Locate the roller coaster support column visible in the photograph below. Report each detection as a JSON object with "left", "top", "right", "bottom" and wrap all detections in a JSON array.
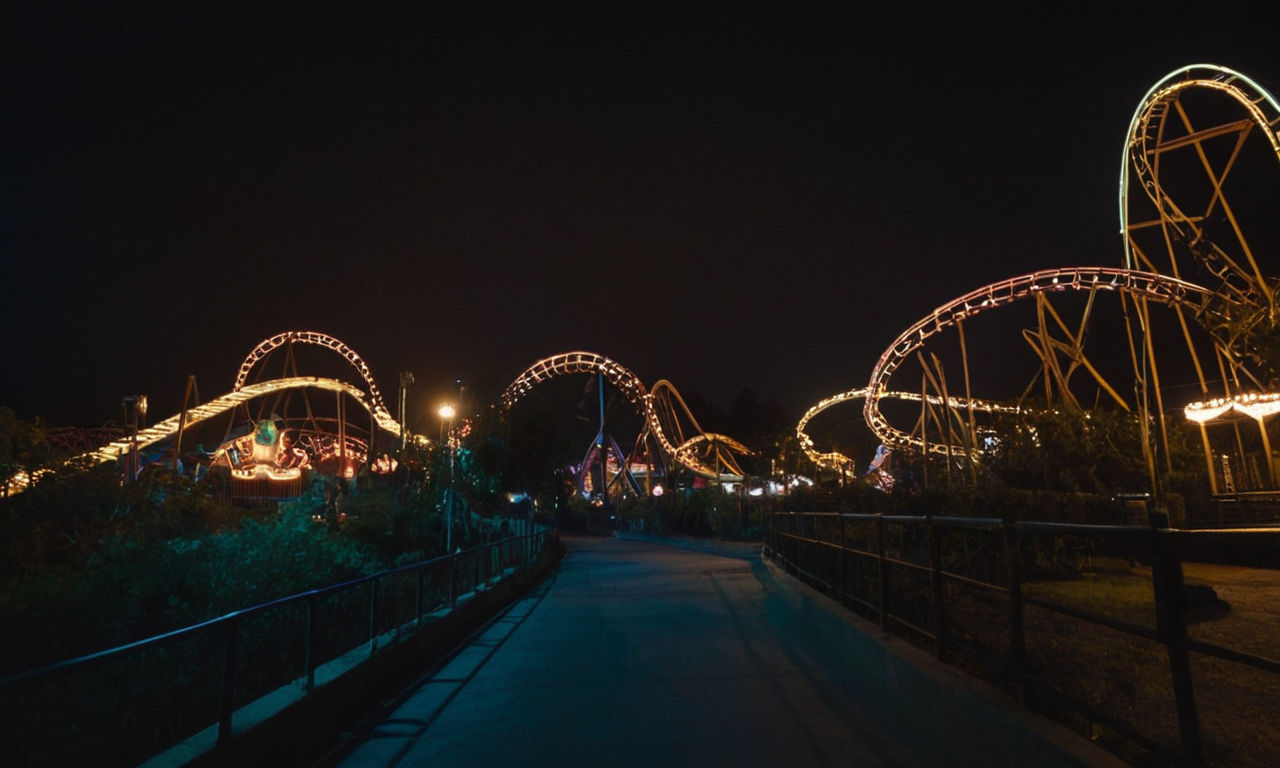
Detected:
[
  {"left": 399, "top": 371, "right": 414, "bottom": 455},
  {"left": 337, "top": 391, "right": 346, "bottom": 463},
  {"left": 122, "top": 395, "right": 146, "bottom": 482},
  {"left": 172, "top": 375, "right": 197, "bottom": 473},
  {"left": 597, "top": 372, "right": 608, "bottom": 508}
]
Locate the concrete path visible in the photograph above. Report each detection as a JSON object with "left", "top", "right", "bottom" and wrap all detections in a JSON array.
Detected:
[{"left": 333, "top": 535, "right": 1117, "bottom": 768}]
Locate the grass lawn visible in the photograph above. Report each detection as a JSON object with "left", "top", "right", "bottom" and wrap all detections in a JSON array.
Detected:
[{"left": 942, "top": 564, "right": 1280, "bottom": 767}]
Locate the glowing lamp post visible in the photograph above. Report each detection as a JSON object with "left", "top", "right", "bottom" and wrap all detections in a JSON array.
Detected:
[{"left": 439, "top": 404, "right": 456, "bottom": 552}]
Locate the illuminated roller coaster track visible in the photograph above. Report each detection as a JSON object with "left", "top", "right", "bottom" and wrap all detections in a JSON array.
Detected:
[
  {"left": 501, "top": 351, "right": 749, "bottom": 481},
  {"left": 235, "top": 330, "right": 392, "bottom": 416},
  {"left": 649, "top": 379, "right": 751, "bottom": 478},
  {"left": 1121, "top": 64, "right": 1280, "bottom": 378},
  {"left": 864, "top": 267, "right": 1217, "bottom": 458},
  {"left": 796, "top": 388, "right": 1022, "bottom": 474},
  {"left": 6, "top": 332, "right": 402, "bottom": 496},
  {"left": 4, "top": 377, "right": 402, "bottom": 496},
  {"left": 87, "top": 377, "right": 401, "bottom": 465},
  {"left": 801, "top": 66, "right": 1279, "bottom": 479}
]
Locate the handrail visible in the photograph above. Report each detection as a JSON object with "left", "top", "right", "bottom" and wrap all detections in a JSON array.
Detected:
[
  {"left": 763, "top": 507, "right": 1280, "bottom": 766},
  {"left": 1, "top": 530, "right": 545, "bottom": 688}
]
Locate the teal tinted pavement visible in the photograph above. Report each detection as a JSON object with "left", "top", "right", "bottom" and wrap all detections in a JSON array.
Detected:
[{"left": 332, "top": 535, "right": 1120, "bottom": 768}]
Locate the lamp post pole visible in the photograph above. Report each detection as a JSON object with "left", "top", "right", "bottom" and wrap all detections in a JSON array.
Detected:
[{"left": 439, "top": 403, "right": 456, "bottom": 552}]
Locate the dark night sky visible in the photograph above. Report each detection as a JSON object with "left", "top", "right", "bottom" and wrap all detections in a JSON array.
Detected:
[{"left": 4, "top": 4, "right": 1276, "bottom": 432}]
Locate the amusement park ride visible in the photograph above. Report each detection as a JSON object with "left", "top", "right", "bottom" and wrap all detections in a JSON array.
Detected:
[
  {"left": 5, "top": 338, "right": 754, "bottom": 503},
  {"left": 500, "top": 351, "right": 752, "bottom": 499},
  {"left": 6, "top": 65, "right": 1278, "bottom": 503},
  {"left": 799, "top": 64, "right": 1280, "bottom": 498}
]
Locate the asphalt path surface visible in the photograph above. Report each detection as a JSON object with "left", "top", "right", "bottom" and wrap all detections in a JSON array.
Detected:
[{"left": 335, "top": 535, "right": 905, "bottom": 767}]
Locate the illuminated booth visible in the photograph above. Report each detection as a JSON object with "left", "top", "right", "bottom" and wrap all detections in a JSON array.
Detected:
[
  {"left": 218, "top": 419, "right": 306, "bottom": 500},
  {"left": 1184, "top": 392, "right": 1280, "bottom": 496}
]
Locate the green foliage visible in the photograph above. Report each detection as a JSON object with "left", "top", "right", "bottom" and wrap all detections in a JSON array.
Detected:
[
  {"left": 614, "top": 489, "right": 769, "bottom": 539},
  {"left": 0, "top": 463, "right": 385, "bottom": 674},
  {"left": 983, "top": 407, "right": 1150, "bottom": 493},
  {"left": 0, "top": 406, "right": 52, "bottom": 489},
  {"left": 500, "top": 398, "right": 584, "bottom": 499}
]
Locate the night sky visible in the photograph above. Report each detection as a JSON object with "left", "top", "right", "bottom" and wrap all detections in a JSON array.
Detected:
[{"left": 5, "top": 4, "right": 1276, "bottom": 433}]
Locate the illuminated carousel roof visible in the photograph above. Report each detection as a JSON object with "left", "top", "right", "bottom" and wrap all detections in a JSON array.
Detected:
[{"left": 1184, "top": 392, "right": 1280, "bottom": 424}]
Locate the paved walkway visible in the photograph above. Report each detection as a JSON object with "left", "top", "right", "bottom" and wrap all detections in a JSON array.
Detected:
[{"left": 332, "top": 535, "right": 1117, "bottom": 768}]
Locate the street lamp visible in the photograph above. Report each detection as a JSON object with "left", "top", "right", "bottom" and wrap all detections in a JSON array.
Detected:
[
  {"left": 438, "top": 403, "right": 456, "bottom": 551},
  {"left": 438, "top": 403, "right": 456, "bottom": 441}
]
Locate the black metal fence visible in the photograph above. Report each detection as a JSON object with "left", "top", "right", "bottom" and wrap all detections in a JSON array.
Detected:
[
  {"left": 763, "top": 506, "right": 1280, "bottom": 767},
  {"left": 0, "top": 528, "right": 554, "bottom": 767}
]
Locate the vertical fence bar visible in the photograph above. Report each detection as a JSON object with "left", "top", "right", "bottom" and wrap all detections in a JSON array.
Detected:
[
  {"left": 838, "top": 513, "right": 848, "bottom": 605},
  {"left": 928, "top": 517, "right": 947, "bottom": 660},
  {"left": 799, "top": 513, "right": 808, "bottom": 573},
  {"left": 218, "top": 618, "right": 239, "bottom": 744},
  {"left": 1149, "top": 508, "right": 1204, "bottom": 766},
  {"left": 877, "top": 514, "right": 889, "bottom": 629},
  {"left": 777, "top": 511, "right": 786, "bottom": 567},
  {"left": 305, "top": 595, "right": 317, "bottom": 692},
  {"left": 1004, "top": 520, "right": 1026, "bottom": 704},
  {"left": 783, "top": 509, "right": 793, "bottom": 570},
  {"left": 763, "top": 506, "right": 772, "bottom": 559},
  {"left": 416, "top": 566, "right": 425, "bottom": 626},
  {"left": 449, "top": 553, "right": 458, "bottom": 609},
  {"left": 369, "top": 576, "right": 379, "bottom": 655}
]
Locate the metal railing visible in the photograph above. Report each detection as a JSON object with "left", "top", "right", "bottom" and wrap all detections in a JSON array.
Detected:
[
  {"left": 763, "top": 505, "right": 1280, "bottom": 768},
  {"left": 0, "top": 528, "right": 554, "bottom": 767}
]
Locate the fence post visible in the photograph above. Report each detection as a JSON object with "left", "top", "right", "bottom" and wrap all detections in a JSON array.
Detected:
[
  {"left": 927, "top": 516, "right": 947, "bottom": 660},
  {"left": 1149, "top": 507, "right": 1204, "bottom": 766},
  {"left": 218, "top": 618, "right": 239, "bottom": 744},
  {"left": 838, "top": 513, "right": 848, "bottom": 606},
  {"left": 877, "top": 514, "right": 889, "bottom": 629},
  {"left": 764, "top": 506, "right": 773, "bottom": 559},
  {"left": 449, "top": 552, "right": 458, "bottom": 609},
  {"left": 416, "top": 566, "right": 425, "bottom": 626},
  {"left": 305, "top": 595, "right": 317, "bottom": 692},
  {"left": 369, "top": 576, "right": 379, "bottom": 655},
  {"left": 800, "top": 512, "right": 810, "bottom": 573},
  {"left": 785, "top": 512, "right": 794, "bottom": 571},
  {"left": 1003, "top": 520, "right": 1026, "bottom": 705}
]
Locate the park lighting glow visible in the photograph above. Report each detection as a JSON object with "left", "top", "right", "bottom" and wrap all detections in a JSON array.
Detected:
[
  {"left": 863, "top": 267, "right": 1216, "bottom": 458},
  {"left": 438, "top": 404, "right": 456, "bottom": 420},
  {"left": 235, "top": 331, "right": 391, "bottom": 418},
  {"left": 6, "top": 331, "right": 408, "bottom": 500},
  {"left": 499, "top": 351, "right": 750, "bottom": 482},
  {"left": 1185, "top": 392, "right": 1280, "bottom": 424},
  {"left": 1119, "top": 64, "right": 1280, "bottom": 269},
  {"left": 796, "top": 387, "right": 1025, "bottom": 475},
  {"left": 230, "top": 465, "right": 301, "bottom": 481}
]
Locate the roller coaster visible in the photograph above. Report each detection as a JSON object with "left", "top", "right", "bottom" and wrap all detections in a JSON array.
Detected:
[
  {"left": 797, "top": 63, "right": 1280, "bottom": 494},
  {"left": 12, "top": 65, "right": 1276, "bottom": 501},
  {"left": 500, "top": 351, "right": 752, "bottom": 494},
  {"left": 5, "top": 332, "right": 404, "bottom": 497},
  {"left": 7, "top": 339, "right": 752, "bottom": 500}
]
